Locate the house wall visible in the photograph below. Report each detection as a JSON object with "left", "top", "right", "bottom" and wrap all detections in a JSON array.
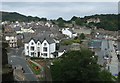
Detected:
[
  {"left": 50, "top": 43, "right": 56, "bottom": 53},
  {"left": 24, "top": 39, "right": 57, "bottom": 58},
  {"left": 24, "top": 43, "right": 29, "bottom": 55},
  {"left": 62, "top": 29, "right": 72, "bottom": 38},
  {"left": 5, "top": 36, "right": 10, "bottom": 40},
  {"left": 28, "top": 39, "right": 36, "bottom": 57},
  {"left": 41, "top": 40, "right": 50, "bottom": 58},
  {"left": 36, "top": 41, "right": 41, "bottom": 57},
  {"left": 58, "top": 51, "right": 65, "bottom": 57},
  {"left": 5, "top": 36, "right": 17, "bottom": 47}
]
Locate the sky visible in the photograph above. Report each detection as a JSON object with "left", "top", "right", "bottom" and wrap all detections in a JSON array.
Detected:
[{"left": 1, "top": 2, "right": 118, "bottom": 20}]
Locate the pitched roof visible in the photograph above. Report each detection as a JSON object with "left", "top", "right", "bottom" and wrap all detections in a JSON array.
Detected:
[
  {"left": 33, "top": 35, "right": 55, "bottom": 44},
  {"left": 24, "top": 33, "right": 55, "bottom": 44},
  {"left": 58, "top": 45, "right": 71, "bottom": 52}
]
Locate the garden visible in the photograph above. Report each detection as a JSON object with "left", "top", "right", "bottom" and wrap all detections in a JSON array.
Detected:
[{"left": 28, "top": 60, "right": 41, "bottom": 75}]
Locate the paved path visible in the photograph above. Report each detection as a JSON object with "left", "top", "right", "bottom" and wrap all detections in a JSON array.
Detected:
[
  {"left": 8, "top": 47, "right": 38, "bottom": 81},
  {"left": 96, "top": 40, "right": 119, "bottom": 76},
  {"left": 109, "top": 40, "right": 118, "bottom": 76}
]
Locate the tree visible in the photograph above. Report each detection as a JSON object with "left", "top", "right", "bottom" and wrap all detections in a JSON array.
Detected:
[
  {"left": 118, "top": 72, "right": 120, "bottom": 82},
  {"left": 2, "top": 41, "right": 14, "bottom": 82},
  {"left": 99, "top": 70, "right": 113, "bottom": 81},
  {"left": 79, "top": 33, "right": 85, "bottom": 39},
  {"left": 57, "top": 17, "right": 65, "bottom": 27},
  {"left": 51, "top": 49, "right": 113, "bottom": 81}
]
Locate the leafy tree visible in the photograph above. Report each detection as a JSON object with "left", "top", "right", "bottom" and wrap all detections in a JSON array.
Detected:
[
  {"left": 57, "top": 17, "right": 65, "bottom": 27},
  {"left": 79, "top": 33, "right": 85, "bottom": 39},
  {"left": 70, "top": 16, "right": 78, "bottom": 21},
  {"left": 51, "top": 49, "right": 113, "bottom": 81},
  {"left": 57, "top": 21, "right": 65, "bottom": 27},
  {"left": 75, "top": 17, "right": 82, "bottom": 25},
  {"left": 118, "top": 72, "right": 120, "bottom": 82},
  {"left": 99, "top": 70, "right": 113, "bottom": 81}
]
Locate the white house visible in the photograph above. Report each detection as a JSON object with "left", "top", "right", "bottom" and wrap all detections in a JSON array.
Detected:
[
  {"left": 87, "top": 18, "right": 100, "bottom": 24},
  {"left": 24, "top": 37, "right": 57, "bottom": 58},
  {"left": 16, "top": 27, "right": 35, "bottom": 34},
  {"left": 45, "top": 22, "right": 51, "bottom": 27},
  {"left": 61, "top": 28, "right": 77, "bottom": 38},
  {"left": 5, "top": 36, "right": 17, "bottom": 48}
]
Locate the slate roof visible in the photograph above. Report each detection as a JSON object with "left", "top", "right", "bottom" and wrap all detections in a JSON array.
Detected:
[
  {"left": 88, "top": 40, "right": 102, "bottom": 49},
  {"left": 4, "top": 33, "right": 17, "bottom": 36},
  {"left": 14, "top": 26, "right": 21, "bottom": 31},
  {"left": 58, "top": 45, "right": 71, "bottom": 52},
  {"left": 24, "top": 33, "right": 55, "bottom": 44},
  {"left": 118, "top": 42, "right": 120, "bottom": 51}
]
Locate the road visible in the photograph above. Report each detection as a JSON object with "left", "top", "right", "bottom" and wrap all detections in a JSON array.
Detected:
[
  {"left": 117, "top": 42, "right": 120, "bottom": 73},
  {"left": 96, "top": 40, "right": 109, "bottom": 66},
  {"left": 108, "top": 40, "right": 118, "bottom": 76},
  {"left": 96, "top": 40, "right": 118, "bottom": 76},
  {"left": 8, "top": 47, "right": 38, "bottom": 81}
]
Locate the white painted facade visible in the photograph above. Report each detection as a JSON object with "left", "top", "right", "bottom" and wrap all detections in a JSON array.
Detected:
[
  {"left": 5, "top": 36, "right": 17, "bottom": 47},
  {"left": 24, "top": 39, "right": 56, "bottom": 58},
  {"left": 45, "top": 22, "right": 51, "bottom": 27},
  {"left": 16, "top": 27, "right": 35, "bottom": 34},
  {"left": 61, "top": 28, "right": 77, "bottom": 38},
  {"left": 61, "top": 28, "right": 73, "bottom": 38}
]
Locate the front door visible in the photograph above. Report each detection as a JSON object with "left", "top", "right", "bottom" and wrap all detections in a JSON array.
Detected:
[{"left": 38, "top": 52, "right": 40, "bottom": 57}]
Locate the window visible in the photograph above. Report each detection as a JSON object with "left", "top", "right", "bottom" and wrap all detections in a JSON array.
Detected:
[
  {"left": 44, "top": 43, "right": 47, "bottom": 46},
  {"left": 31, "top": 52, "right": 34, "bottom": 56},
  {"left": 43, "top": 47, "right": 47, "bottom": 52},
  {"left": 31, "top": 46, "right": 34, "bottom": 50},
  {"left": 38, "top": 47, "right": 40, "bottom": 51},
  {"left": 43, "top": 53, "right": 47, "bottom": 56},
  {"left": 27, "top": 46, "right": 29, "bottom": 49},
  {"left": 31, "top": 42, "right": 34, "bottom": 45}
]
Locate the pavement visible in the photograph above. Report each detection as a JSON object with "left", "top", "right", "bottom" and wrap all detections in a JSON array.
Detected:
[
  {"left": 7, "top": 47, "right": 39, "bottom": 81},
  {"left": 117, "top": 42, "right": 120, "bottom": 72},
  {"left": 96, "top": 40, "right": 109, "bottom": 66},
  {"left": 14, "top": 69, "right": 27, "bottom": 81},
  {"left": 109, "top": 40, "right": 118, "bottom": 76},
  {"left": 96, "top": 40, "right": 119, "bottom": 76}
]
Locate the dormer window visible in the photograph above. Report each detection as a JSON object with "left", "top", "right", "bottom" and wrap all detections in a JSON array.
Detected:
[
  {"left": 31, "top": 42, "right": 34, "bottom": 45},
  {"left": 44, "top": 43, "right": 47, "bottom": 46}
]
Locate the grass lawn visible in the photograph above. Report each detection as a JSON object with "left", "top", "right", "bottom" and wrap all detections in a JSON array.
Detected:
[{"left": 28, "top": 60, "right": 41, "bottom": 75}]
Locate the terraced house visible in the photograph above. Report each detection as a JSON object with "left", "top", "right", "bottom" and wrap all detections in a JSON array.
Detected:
[{"left": 24, "top": 36, "right": 57, "bottom": 58}]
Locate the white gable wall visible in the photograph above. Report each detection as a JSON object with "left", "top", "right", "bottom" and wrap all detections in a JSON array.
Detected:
[
  {"left": 50, "top": 43, "right": 56, "bottom": 53},
  {"left": 24, "top": 38, "right": 59, "bottom": 58},
  {"left": 24, "top": 43, "right": 29, "bottom": 55},
  {"left": 62, "top": 28, "right": 72, "bottom": 38},
  {"left": 41, "top": 40, "right": 50, "bottom": 58},
  {"left": 28, "top": 39, "right": 36, "bottom": 57}
]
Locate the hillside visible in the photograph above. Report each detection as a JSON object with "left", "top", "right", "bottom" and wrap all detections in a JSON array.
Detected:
[
  {"left": 1, "top": 11, "right": 119, "bottom": 31},
  {"left": 1, "top": 11, "right": 46, "bottom": 22},
  {"left": 51, "top": 14, "right": 119, "bottom": 31},
  {"left": 84, "top": 14, "right": 119, "bottom": 31}
]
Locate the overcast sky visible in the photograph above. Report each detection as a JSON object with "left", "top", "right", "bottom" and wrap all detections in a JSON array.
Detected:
[{"left": 1, "top": 2, "right": 118, "bottom": 20}]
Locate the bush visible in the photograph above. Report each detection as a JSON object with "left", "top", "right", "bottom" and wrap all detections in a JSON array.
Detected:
[{"left": 61, "top": 39, "right": 81, "bottom": 45}]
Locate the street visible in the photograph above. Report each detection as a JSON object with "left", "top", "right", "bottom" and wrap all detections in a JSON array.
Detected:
[
  {"left": 96, "top": 39, "right": 119, "bottom": 76},
  {"left": 109, "top": 40, "right": 118, "bottom": 76},
  {"left": 8, "top": 47, "right": 38, "bottom": 81}
]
